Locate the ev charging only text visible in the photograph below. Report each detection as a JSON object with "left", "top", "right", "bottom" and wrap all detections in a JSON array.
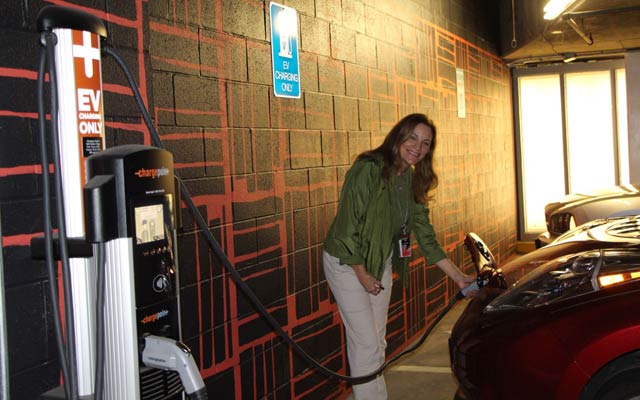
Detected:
[
  {"left": 274, "top": 61, "right": 299, "bottom": 94},
  {"left": 77, "top": 88, "right": 102, "bottom": 134}
]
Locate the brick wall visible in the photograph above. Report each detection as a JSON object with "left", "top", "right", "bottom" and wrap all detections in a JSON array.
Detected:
[{"left": 0, "top": 0, "right": 514, "bottom": 399}]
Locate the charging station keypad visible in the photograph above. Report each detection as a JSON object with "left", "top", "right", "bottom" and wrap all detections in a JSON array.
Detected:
[{"left": 133, "top": 195, "right": 179, "bottom": 340}]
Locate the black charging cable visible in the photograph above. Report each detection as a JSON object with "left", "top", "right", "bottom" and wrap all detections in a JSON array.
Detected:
[
  {"left": 37, "top": 31, "right": 72, "bottom": 400},
  {"left": 37, "top": 31, "right": 79, "bottom": 400},
  {"left": 104, "top": 44, "right": 466, "bottom": 384}
]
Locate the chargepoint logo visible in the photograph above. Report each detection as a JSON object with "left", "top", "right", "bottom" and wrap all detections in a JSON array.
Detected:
[
  {"left": 140, "top": 309, "right": 170, "bottom": 325},
  {"left": 134, "top": 167, "right": 170, "bottom": 179}
]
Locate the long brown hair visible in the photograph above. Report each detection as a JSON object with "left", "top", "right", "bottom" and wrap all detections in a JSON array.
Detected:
[{"left": 357, "top": 113, "right": 439, "bottom": 204}]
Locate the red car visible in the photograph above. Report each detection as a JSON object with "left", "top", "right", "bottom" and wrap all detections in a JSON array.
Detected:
[{"left": 450, "top": 216, "right": 640, "bottom": 400}]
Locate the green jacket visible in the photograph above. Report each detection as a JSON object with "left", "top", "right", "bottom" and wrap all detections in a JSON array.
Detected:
[{"left": 323, "top": 157, "right": 447, "bottom": 286}]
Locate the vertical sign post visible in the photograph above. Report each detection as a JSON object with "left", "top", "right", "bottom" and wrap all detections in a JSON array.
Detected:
[
  {"left": 57, "top": 28, "right": 106, "bottom": 396},
  {"left": 38, "top": 6, "right": 107, "bottom": 396},
  {"left": 270, "top": 2, "right": 301, "bottom": 98}
]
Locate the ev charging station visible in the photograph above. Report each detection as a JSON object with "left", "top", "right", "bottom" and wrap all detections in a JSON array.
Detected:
[
  {"left": 84, "top": 145, "right": 195, "bottom": 399},
  {"left": 36, "top": 6, "right": 206, "bottom": 400}
]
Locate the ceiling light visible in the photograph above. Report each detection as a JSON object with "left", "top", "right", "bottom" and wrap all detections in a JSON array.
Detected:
[
  {"left": 543, "top": 0, "right": 576, "bottom": 20},
  {"left": 563, "top": 53, "right": 577, "bottom": 63}
]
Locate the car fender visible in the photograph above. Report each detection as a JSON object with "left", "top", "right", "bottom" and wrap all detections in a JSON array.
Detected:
[{"left": 554, "top": 325, "right": 640, "bottom": 400}]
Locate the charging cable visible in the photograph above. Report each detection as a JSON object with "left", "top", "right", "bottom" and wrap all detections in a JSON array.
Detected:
[
  {"left": 103, "top": 45, "right": 472, "bottom": 384},
  {"left": 37, "top": 31, "right": 79, "bottom": 400}
]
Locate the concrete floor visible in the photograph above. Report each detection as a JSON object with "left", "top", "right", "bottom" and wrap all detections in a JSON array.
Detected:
[{"left": 345, "top": 300, "right": 466, "bottom": 400}]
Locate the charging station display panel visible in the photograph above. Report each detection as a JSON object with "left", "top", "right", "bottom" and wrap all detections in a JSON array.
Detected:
[
  {"left": 133, "top": 194, "right": 174, "bottom": 246},
  {"left": 135, "top": 203, "right": 165, "bottom": 244}
]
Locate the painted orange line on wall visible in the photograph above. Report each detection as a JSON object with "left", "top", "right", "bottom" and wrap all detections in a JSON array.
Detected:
[
  {"left": 182, "top": 191, "right": 230, "bottom": 204},
  {"left": 156, "top": 132, "right": 204, "bottom": 140},
  {"left": 191, "top": 224, "right": 205, "bottom": 371},
  {"left": 106, "top": 120, "right": 146, "bottom": 132},
  {"left": 105, "top": 120, "right": 150, "bottom": 144},
  {"left": 151, "top": 53, "right": 227, "bottom": 81},
  {"left": 0, "top": 110, "right": 39, "bottom": 119},
  {"left": 103, "top": 83, "right": 133, "bottom": 96},
  {"left": 173, "top": 161, "right": 221, "bottom": 169},
  {"left": 237, "top": 262, "right": 284, "bottom": 280},
  {"left": 2, "top": 232, "right": 42, "bottom": 247},
  {"left": 182, "top": 0, "right": 189, "bottom": 26},
  {"left": 0, "top": 164, "right": 46, "bottom": 177},
  {"left": 173, "top": 107, "right": 224, "bottom": 117},
  {"left": 150, "top": 15, "right": 238, "bottom": 81},
  {"left": 149, "top": 20, "right": 199, "bottom": 40},
  {"left": 0, "top": 67, "right": 38, "bottom": 80},
  {"left": 0, "top": 78, "right": 137, "bottom": 98}
]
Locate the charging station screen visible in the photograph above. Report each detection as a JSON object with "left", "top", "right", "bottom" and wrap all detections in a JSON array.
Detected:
[{"left": 134, "top": 204, "right": 165, "bottom": 244}]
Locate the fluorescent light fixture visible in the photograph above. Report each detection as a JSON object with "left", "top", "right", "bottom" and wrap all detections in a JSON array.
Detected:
[
  {"left": 543, "top": 0, "right": 576, "bottom": 20},
  {"left": 563, "top": 53, "right": 577, "bottom": 63}
]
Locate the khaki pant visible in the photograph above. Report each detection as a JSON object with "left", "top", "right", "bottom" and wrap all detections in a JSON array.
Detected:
[{"left": 323, "top": 251, "right": 393, "bottom": 400}]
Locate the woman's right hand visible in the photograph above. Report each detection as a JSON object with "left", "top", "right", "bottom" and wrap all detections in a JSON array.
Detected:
[{"left": 353, "top": 264, "right": 384, "bottom": 295}]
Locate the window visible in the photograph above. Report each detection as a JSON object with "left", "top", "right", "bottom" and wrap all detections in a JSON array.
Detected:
[
  {"left": 514, "top": 61, "right": 627, "bottom": 239},
  {"left": 617, "top": 69, "right": 629, "bottom": 184},
  {"left": 518, "top": 75, "right": 565, "bottom": 232},
  {"left": 565, "top": 70, "right": 616, "bottom": 193}
]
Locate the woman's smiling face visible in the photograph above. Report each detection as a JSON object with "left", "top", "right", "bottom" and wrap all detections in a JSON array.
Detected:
[{"left": 398, "top": 123, "right": 433, "bottom": 172}]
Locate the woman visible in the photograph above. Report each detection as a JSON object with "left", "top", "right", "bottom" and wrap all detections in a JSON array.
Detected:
[{"left": 323, "top": 113, "right": 474, "bottom": 399}]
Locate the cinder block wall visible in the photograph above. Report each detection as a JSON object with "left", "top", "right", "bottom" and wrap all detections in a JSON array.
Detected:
[{"left": 0, "top": 1, "right": 515, "bottom": 399}]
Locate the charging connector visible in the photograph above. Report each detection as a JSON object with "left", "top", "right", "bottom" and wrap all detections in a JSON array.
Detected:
[
  {"left": 456, "top": 281, "right": 480, "bottom": 300},
  {"left": 141, "top": 335, "right": 207, "bottom": 400}
]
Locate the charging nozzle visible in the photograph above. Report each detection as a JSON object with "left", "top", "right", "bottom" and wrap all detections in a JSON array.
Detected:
[
  {"left": 142, "top": 335, "right": 208, "bottom": 400},
  {"left": 456, "top": 281, "right": 480, "bottom": 300}
]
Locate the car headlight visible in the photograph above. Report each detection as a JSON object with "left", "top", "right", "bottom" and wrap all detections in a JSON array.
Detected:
[
  {"left": 548, "top": 213, "right": 577, "bottom": 235},
  {"left": 485, "top": 249, "right": 640, "bottom": 311}
]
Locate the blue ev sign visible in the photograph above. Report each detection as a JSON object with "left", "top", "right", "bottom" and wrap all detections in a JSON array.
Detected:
[{"left": 269, "top": 2, "right": 301, "bottom": 98}]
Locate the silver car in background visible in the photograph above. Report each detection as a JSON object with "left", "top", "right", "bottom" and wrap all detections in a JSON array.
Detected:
[{"left": 536, "top": 184, "right": 640, "bottom": 248}]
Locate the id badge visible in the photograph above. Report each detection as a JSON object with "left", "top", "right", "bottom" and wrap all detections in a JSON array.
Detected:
[{"left": 398, "top": 234, "right": 411, "bottom": 258}]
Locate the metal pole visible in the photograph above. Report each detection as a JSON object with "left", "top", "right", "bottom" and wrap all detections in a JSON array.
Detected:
[{"left": 0, "top": 209, "right": 10, "bottom": 400}]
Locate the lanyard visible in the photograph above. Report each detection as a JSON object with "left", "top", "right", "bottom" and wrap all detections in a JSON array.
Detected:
[
  {"left": 394, "top": 173, "right": 411, "bottom": 258},
  {"left": 394, "top": 173, "right": 410, "bottom": 235}
]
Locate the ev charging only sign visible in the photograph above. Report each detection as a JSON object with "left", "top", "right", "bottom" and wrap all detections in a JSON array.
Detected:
[{"left": 269, "top": 2, "right": 301, "bottom": 98}]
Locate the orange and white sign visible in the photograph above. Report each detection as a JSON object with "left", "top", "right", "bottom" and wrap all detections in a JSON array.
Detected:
[{"left": 72, "top": 29, "right": 104, "bottom": 174}]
